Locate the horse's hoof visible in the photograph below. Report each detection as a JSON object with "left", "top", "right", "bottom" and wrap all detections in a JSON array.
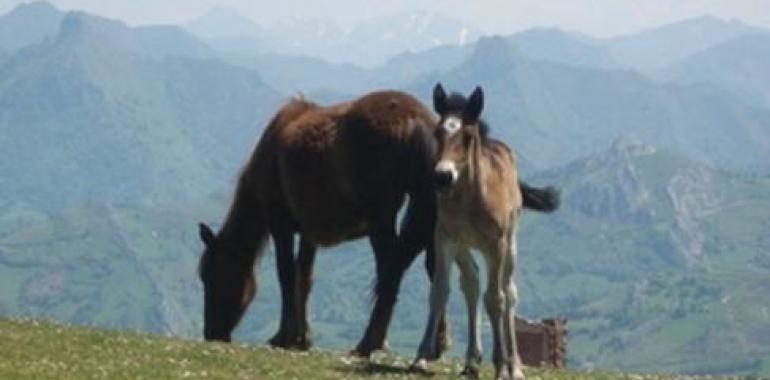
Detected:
[
  {"left": 295, "top": 335, "right": 313, "bottom": 351},
  {"left": 513, "top": 368, "right": 526, "bottom": 380},
  {"left": 267, "top": 331, "right": 294, "bottom": 349},
  {"left": 409, "top": 358, "right": 430, "bottom": 374},
  {"left": 460, "top": 365, "right": 480, "bottom": 379}
]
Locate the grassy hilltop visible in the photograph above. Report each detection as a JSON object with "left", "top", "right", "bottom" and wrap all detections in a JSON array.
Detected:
[{"left": 0, "top": 318, "right": 756, "bottom": 380}]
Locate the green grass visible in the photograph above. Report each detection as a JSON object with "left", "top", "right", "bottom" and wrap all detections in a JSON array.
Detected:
[{"left": 0, "top": 318, "right": 756, "bottom": 380}]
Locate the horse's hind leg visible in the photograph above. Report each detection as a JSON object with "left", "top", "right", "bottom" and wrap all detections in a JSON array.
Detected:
[
  {"left": 295, "top": 236, "right": 317, "bottom": 350},
  {"left": 268, "top": 226, "right": 298, "bottom": 349}
]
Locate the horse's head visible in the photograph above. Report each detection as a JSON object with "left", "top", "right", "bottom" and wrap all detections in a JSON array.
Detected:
[
  {"left": 197, "top": 222, "right": 256, "bottom": 342},
  {"left": 431, "top": 83, "right": 486, "bottom": 193}
]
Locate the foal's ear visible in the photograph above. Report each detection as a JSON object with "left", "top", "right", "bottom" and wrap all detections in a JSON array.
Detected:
[
  {"left": 433, "top": 82, "right": 448, "bottom": 115},
  {"left": 463, "top": 86, "right": 484, "bottom": 123},
  {"left": 199, "top": 223, "right": 216, "bottom": 248}
]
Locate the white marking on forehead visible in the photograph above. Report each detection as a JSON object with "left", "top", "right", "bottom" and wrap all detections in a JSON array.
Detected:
[
  {"left": 436, "top": 160, "right": 459, "bottom": 182},
  {"left": 442, "top": 116, "right": 462, "bottom": 134}
]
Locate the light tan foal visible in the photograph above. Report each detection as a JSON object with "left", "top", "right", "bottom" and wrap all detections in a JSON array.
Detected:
[{"left": 411, "top": 84, "right": 524, "bottom": 380}]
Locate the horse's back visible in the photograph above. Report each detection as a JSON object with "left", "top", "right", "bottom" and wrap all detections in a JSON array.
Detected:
[
  {"left": 336, "top": 91, "right": 436, "bottom": 199},
  {"left": 267, "top": 91, "right": 436, "bottom": 245}
]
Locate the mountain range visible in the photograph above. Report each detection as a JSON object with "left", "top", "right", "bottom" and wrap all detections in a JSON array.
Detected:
[
  {"left": 0, "top": 2, "right": 769, "bottom": 377},
  {"left": 0, "top": 9, "right": 281, "bottom": 210},
  {"left": 185, "top": 8, "right": 480, "bottom": 67}
]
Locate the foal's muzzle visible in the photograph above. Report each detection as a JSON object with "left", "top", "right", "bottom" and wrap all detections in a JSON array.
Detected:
[
  {"left": 434, "top": 160, "right": 458, "bottom": 192},
  {"left": 433, "top": 170, "right": 455, "bottom": 191}
]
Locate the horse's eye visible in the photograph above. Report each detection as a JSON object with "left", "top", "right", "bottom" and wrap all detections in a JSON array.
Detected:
[{"left": 442, "top": 116, "right": 462, "bottom": 134}]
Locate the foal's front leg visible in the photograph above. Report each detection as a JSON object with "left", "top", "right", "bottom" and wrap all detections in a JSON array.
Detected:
[
  {"left": 411, "top": 229, "right": 456, "bottom": 372},
  {"left": 455, "top": 252, "right": 482, "bottom": 379}
]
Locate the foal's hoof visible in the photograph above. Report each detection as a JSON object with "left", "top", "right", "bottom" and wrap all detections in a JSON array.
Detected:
[
  {"left": 460, "top": 365, "right": 480, "bottom": 379},
  {"left": 348, "top": 346, "right": 373, "bottom": 358},
  {"left": 436, "top": 320, "right": 451, "bottom": 358},
  {"left": 494, "top": 374, "right": 512, "bottom": 380},
  {"left": 409, "top": 358, "right": 431, "bottom": 375}
]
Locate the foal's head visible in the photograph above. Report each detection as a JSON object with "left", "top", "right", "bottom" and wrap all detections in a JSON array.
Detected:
[
  {"left": 431, "top": 83, "right": 487, "bottom": 192},
  {"left": 197, "top": 223, "right": 256, "bottom": 342}
]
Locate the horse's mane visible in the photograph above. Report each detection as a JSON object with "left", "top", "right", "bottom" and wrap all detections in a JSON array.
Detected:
[{"left": 446, "top": 92, "right": 490, "bottom": 141}]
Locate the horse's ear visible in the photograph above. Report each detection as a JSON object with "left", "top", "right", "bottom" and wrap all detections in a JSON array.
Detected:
[
  {"left": 433, "top": 82, "right": 447, "bottom": 115},
  {"left": 464, "top": 86, "right": 484, "bottom": 123},
  {"left": 199, "top": 223, "right": 216, "bottom": 248}
]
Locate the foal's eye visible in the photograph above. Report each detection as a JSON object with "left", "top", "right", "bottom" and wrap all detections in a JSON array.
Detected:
[
  {"left": 463, "top": 131, "right": 474, "bottom": 146},
  {"left": 442, "top": 116, "right": 462, "bottom": 134}
]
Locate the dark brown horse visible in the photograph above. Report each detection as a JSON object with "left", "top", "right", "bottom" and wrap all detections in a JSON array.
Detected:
[
  {"left": 197, "top": 89, "right": 559, "bottom": 357},
  {"left": 198, "top": 90, "right": 445, "bottom": 356}
]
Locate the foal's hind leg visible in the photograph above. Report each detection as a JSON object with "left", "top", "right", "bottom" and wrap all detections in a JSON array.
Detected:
[
  {"left": 483, "top": 243, "right": 511, "bottom": 380},
  {"left": 425, "top": 241, "right": 451, "bottom": 358},
  {"left": 295, "top": 236, "right": 317, "bottom": 350},
  {"left": 503, "top": 227, "right": 525, "bottom": 380},
  {"left": 268, "top": 227, "right": 298, "bottom": 349},
  {"left": 411, "top": 230, "right": 456, "bottom": 373}
]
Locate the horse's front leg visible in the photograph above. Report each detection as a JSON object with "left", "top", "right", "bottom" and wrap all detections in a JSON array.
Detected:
[
  {"left": 351, "top": 218, "right": 401, "bottom": 357},
  {"left": 411, "top": 228, "right": 456, "bottom": 373},
  {"left": 295, "top": 236, "right": 317, "bottom": 350},
  {"left": 268, "top": 227, "right": 298, "bottom": 349}
]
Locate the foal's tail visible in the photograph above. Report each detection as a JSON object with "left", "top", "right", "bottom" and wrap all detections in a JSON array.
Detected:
[{"left": 520, "top": 180, "right": 560, "bottom": 213}]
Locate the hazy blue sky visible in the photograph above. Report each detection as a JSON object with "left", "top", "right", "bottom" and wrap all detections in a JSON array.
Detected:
[{"left": 1, "top": 0, "right": 769, "bottom": 37}]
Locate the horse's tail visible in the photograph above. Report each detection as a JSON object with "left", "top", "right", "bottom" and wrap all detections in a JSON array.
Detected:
[{"left": 520, "top": 180, "right": 560, "bottom": 213}]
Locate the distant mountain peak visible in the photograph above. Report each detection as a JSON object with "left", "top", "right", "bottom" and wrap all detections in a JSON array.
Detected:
[
  {"left": 55, "top": 11, "right": 130, "bottom": 47},
  {"left": 185, "top": 7, "right": 263, "bottom": 39},
  {"left": 674, "top": 14, "right": 747, "bottom": 28},
  {"left": 6, "top": 1, "right": 59, "bottom": 15},
  {"left": 0, "top": 0, "right": 64, "bottom": 52},
  {"left": 610, "top": 136, "right": 657, "bottom": 157},
  {"left": 607, "top": 14, "right": 765, "bottom": 72},
  {"left": 469, "top": 35, "right": 517, "bottom": 62}
]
